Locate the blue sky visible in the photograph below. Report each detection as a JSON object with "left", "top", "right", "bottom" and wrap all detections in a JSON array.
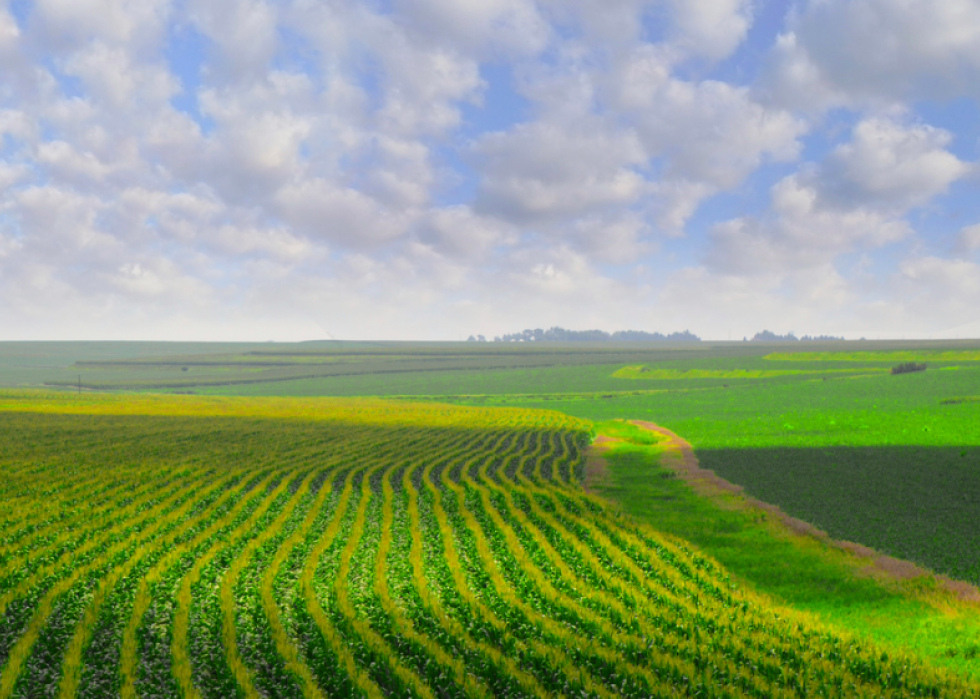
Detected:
[{"left": 0, "top": 0, "right": 978, "bottom": 340}]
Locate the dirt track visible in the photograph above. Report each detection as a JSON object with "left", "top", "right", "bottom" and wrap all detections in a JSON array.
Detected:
[{"left": 591, "top": 420, "right": 980, "bottom": 604}]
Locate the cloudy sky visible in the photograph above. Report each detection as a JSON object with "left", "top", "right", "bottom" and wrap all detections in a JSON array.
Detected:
[{"left": 1, "top": 0, "right": 979, "bottom": 341}]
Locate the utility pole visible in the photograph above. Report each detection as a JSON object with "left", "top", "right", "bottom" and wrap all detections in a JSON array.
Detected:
[{"left": 78, "top": 375, "right": 81, "bottom": 396}]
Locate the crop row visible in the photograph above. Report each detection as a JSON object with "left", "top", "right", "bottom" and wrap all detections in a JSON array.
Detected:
[{"left": 0, "top": 396, "right": 976, "bottom": 697}]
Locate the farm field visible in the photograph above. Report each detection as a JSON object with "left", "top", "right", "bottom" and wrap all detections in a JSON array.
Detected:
[
  {"left": 6, "top": 340, "right": 980, "bottom": 596},
  {"left": 2, "top": 391, "right": 978, "bottom": 698},
  {"left": 5, "top": 341, "right": 980, "bottom": 692},
  {"left": 465, "top": 356, "right": 980, "bottom": 585}
]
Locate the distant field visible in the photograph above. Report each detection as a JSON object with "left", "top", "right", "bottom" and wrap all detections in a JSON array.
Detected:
[
  {"left": 8, "top": 338, "right": 978, "bottom": 396},
  {"left": 6, "top": 339, "right": 980, "bottom": 690},
  {"left": 612, "top": 365, "right": 884, "bottom": 380},
  {"left": 458, "top": 360, "right": 980, "bottom": 588},
  {"left": 765, "top": 350, "right": 980, "bottom": 362},
  {"left": 5, "top": 392, "right": 972, "bottom": 697}
]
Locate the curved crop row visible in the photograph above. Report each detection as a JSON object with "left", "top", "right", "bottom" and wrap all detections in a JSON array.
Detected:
[{"left": 0, "top": 392, "right": 975, "bottom": 698}]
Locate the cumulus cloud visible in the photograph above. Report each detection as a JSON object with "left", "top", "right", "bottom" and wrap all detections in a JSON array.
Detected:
[
  {"left": 186, "top": 0, "right": 279, "bottom": 83},
  {"left": 704, "top": 115, "right": 970, "bottom": 276},
  {"left": 959, "top": 224, "right": 980, "bottom": 250},
  {"left": 666, "top": 0, "right": 753, "bottom": 62},
  {"left": 30, "top": 0, "right": 171, "bottom": 49},
  {"left": 816, "top": 117, "right": 971, "bottom": 212},
  {"left": 764, "top": 0, "right": 980, "bottom": 109},
  {"left": 416, "top": 206, "right": 515, "bottom": 260},
  {"left": 629, "top": 77, "right": 805, "bottom": 189},
  {"left": 0, "top": 7, "right": 20, "bottom": 53},
  {"left": 392, "top": 0, "right": 550, "bottom": 58},
  {"left": 274, "top": 179, "right": 409, "bottom": 249},
  {"left": 593, "top": 44, "right": 806, "bottom": 231},
  {"left": 704, "top": 178, "right": 912, "bottom": 275},
  {"left": 0, "top": 0, "right": 977, "bottom": 340},
  {"left": 472, "top": 120, "right": 647, "bottom": 223}
]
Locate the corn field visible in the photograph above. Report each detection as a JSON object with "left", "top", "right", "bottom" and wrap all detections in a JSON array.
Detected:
[{"left": 0, "top": 392, "right": 975, "bottom": 698}]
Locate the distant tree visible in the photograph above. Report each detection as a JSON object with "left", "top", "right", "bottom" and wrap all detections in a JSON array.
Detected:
[
  {"left": 751, "top": 330, "right": 799, "bottom": 342},
  {"left": 892, "top": 362, "right": 927, "bottom": 375},
  {"left": 485, "top": 326, "right": 701, "bottom": 342}
]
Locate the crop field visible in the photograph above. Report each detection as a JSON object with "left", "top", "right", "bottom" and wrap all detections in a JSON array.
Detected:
[
  {"left": 765, "top": 351, "right": 980, "bottom": 363},
  {"left": 3, "top": 391, "right": 979, "bottom": 698},
  {"left": 477, "top": 355, "right": 980, "bottom": 589},
  {"left": 611, "top": 366, "right": 885, "bottom": 380}
]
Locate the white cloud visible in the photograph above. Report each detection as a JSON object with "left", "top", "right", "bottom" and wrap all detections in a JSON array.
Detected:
[
  {"left": 598, "top": 45, "right": 806, "bottom": 230},
  {"left": 704, "top": 174, "right": 912, "bottom": 276},
  {"left": 892, "top": 256, "right": 980, "bottom": 330},
  {"left": 0, "top": 109, "right": 33, "bottom": 140},
  {"left": 764, "top": 0, "right": 980, "bottom": 109},
  {"left": 0, "top": 162, "right": 28, "bottom": 190},
  {"left": 816, "top": 117, "right": 971, "bottom": 211},
  {"left": 0, "top": 7, "right": 20, "bottom": 53},
  {"left": 472, "top": 120, "right": 646, "bottom": 222},
  {"left": 61, "top": 41, "right": 179, "bottom": 109},
  {"left": 704, "top": 115, "right": 971, "bottom": 277},
  {"left": 0, "top": 0, "right": 978, "bottom": 341},
  {"left": 666, "top": 0, "right": 752, "bottom": 62},
  {"left": 36, "top": 140, "right": 112, "bottom": 184},
  {"left": 416, "top": 205, "right": 515, "bottom": 260},
  {"left": 31, "top": 0, "right": 171, "bottom": 49},
  {"left": 646, "top": 179, "right": 713, "bottom": 234},
  {"left": 186, "top": 0, "right": 278, "bottom": 83},
  {"left": 633, "top": 77, "right": 804, "bottom": 189},
  {"left": 374, "top": 40, "right": 482, "bottom": 137},
  {"left": 274, "top": 179, "right": 408, "bottom": 248},
  {"left": 537, "top": 0, "right": 651, "bottom": 48},
  {"left": 956, "top": 223, "right": 980, "bottom": 254},
  {"left": 392, "top": 0, "right": 550, "bottom": 58},
  {"left": 565, "top": 211, "right": 652, "bottom": 263}
]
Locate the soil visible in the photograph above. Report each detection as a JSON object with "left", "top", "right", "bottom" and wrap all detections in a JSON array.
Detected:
[
  {"left": 582, "top": 435, "right": 620, "bottom": 493},
  {"left": 610, "top": 420, "right": 980, "bottom": 605}
]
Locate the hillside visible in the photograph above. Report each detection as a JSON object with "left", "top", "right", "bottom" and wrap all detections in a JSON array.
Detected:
[{"left": 0, "top": 391, "right": 976, "bottom": 697}]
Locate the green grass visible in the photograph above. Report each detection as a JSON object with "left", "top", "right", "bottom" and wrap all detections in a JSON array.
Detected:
[{"left": 591, "top": 426, "right": 980, "bottom": 678}]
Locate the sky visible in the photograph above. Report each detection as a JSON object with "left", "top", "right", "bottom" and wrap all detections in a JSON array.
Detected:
[{"left": 1, "top": 0, "right": 979, "bottom": 342}]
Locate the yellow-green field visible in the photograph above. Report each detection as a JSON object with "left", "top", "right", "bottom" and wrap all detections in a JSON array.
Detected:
[
  {"left": 612, "top": 366, "right": 883, "bottom": 380},
  {"left": 1, "top": 391, "right": 978, "bottom": 698}
]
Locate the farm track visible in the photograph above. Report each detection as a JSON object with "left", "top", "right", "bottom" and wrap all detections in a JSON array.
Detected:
[{"left": 0, "top": 397, "right": 978, "bottom": 697}]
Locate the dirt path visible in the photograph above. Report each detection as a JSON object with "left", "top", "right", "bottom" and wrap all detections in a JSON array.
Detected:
[
  {"left": 596, "top": 420, "right": 980, "bottom": 604},
  {"left": 582, "top": 434, "right": 619, "bottom": 493}
]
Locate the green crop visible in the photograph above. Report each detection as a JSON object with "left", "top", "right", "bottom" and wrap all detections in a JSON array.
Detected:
[{"left": 0, "top": 390, "right": 977, "bottom": 697}]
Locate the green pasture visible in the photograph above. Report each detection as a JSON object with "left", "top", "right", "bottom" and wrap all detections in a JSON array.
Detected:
[{"left": 590, "top": 422, "right": 980, "bottom": 678}]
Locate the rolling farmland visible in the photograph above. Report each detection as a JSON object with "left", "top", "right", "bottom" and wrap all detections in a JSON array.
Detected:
[{"left": 1, "top": 391, "right": 977, "bottom": 697}]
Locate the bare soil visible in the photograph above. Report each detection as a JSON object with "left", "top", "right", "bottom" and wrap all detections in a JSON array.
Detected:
[{"left": 582, "top": 434, "right": 620, "bottom": 493}]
